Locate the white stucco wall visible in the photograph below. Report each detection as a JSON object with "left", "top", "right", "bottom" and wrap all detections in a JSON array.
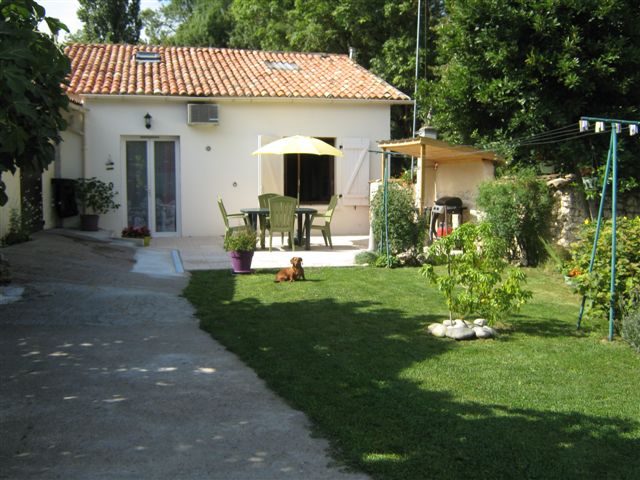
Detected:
[
  {"left": 82, "top": 97, "right": 392, "bottom": 237},
  {"left": 422, "top": 159, "right": 495, "bottom": 222}
]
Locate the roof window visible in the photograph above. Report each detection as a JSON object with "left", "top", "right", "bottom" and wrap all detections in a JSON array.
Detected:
[
  {"left": 135, "top": 52, "right": 161, "bottom": 63},
  {"left": 265, "top": 61, "right": 299, "bottom": 71}
]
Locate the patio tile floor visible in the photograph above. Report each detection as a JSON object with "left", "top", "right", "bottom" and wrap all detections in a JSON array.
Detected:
[{"left": 151, "top": 235, "right": 371, "bottom": 271}]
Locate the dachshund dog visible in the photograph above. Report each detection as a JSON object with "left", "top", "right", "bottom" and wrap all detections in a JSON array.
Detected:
[{"left": 275, "top": 257, "right": 305, "bottom": 283}]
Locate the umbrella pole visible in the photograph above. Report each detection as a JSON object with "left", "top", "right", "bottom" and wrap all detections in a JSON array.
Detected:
[{"left": 297, "top": 153, "right": 301, "bottom": 205}]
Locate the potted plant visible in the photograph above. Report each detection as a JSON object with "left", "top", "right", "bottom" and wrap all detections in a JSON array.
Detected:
[
  {"left": 121, "top": 225, "right": 152, "bottom": 247},
  {"left": 223, "top": 228, "right": 257, "bottom": 274},
  {"left": 74, "top": 177, "right": 120, "bottom": 231}
]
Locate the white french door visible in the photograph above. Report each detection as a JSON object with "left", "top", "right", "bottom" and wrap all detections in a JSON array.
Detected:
[{"left": 124, "top": 138, "right": 180, "bottom": 236}]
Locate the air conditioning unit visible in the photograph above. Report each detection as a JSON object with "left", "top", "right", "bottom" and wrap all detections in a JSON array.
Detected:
[{"left": 187, "top": 104, "right": 218, "bottom": 125}]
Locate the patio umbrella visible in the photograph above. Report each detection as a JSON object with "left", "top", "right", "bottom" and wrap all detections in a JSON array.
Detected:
[{"left": 251, "top": 135, "right": 343, "bottom": 204}]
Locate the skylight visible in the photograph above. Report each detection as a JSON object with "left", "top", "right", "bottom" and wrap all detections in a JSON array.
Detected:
[
  {"left": 135, "top": 52, "right": 161, "bottom": 63},
  {"left": 265, "top": 61, "right": 299, "bottom": 71}
]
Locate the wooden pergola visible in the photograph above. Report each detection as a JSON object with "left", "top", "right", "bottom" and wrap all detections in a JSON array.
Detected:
[{"left": 378, "top": 136, "right": 502, "bottom": 213}]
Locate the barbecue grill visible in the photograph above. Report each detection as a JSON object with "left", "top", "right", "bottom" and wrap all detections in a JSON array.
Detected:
[{"left": 429, "top": 196, "right": 464, "bottom": 242}]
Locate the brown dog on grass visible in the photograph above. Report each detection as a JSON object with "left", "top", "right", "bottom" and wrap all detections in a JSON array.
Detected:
[{"left": 275, "top": 257, "right": 305, "bottom": 282}]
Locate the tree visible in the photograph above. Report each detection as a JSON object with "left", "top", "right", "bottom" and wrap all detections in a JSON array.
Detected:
[
  {"left": 142, "top": 0, "right": 232, "bottom": 47},
  {"left": 74, "top": 0, "right": 142, "bottom": 44},
  {"left": 0, "top": 0, "right": 70, "bottom": 206},
  {"left": 423, "top": 0, "right": 640, "bottom": 179}
]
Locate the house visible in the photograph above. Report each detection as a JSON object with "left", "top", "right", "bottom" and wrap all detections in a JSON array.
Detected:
[{"left": 12, "top": 43, "right": 409, "bottom": 239}]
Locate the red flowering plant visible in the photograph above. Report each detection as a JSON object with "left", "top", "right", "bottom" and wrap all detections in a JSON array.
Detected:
[{"left": 121, "top": 226, "right": 151, "bottom": 238}]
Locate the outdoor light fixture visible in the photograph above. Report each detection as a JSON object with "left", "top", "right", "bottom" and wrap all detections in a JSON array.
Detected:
[{"left": 144, "top": 112, "right": 152, "bottom": 129}]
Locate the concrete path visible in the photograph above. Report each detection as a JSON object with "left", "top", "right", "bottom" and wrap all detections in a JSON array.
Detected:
[{"left": 0, "top": 231, "right": 369, "bottom": 479}]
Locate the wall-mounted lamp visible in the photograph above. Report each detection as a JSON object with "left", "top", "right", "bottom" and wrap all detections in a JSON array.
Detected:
[
  {"left": 105, "top": 154, "right": 114, "bottom": 171},
  {"left": 144, "top": 112, "right": 152, "bottom": 129}
]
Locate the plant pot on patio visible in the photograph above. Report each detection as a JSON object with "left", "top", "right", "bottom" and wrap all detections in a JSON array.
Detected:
[
  {"left": 80, "top": 214, "right": 99, "bottom": 232},
  {"left": 224, "top": 228, "right": 257, "bottom": 274},
  {"left": 74, "top": 178, "right": 120, "bottom": 231}
]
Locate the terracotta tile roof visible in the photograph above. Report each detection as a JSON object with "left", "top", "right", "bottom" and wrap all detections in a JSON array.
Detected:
[{"left": 64, "top": 44, "right": 411, "bottom": 102}]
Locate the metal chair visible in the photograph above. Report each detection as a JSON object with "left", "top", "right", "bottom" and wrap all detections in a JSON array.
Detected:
[
  {"left": 258, "top": 193, "right": 279, "bottom": 247},
  {"left": 310, "top": 195, "right": 338, "bottom": 248},
  {"left": 267, "top": 196, "right": 296, "bottom": 251},
  {"left": 217, "top": 196, "right": 249, "bottom": 241}
]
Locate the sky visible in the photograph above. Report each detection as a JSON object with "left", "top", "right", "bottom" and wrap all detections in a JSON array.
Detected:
[{"left": 38, "top": 0, "right": 164, "bottom": 40}]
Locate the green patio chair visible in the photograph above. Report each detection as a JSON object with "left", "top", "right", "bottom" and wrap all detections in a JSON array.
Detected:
[
  {"left": 267, "top": 195, "right": 296, "bottom": 251},
  {"left": 218, "top": 196, "right": 249, "bottom": 242},
  {"left": 310, "top": 194, "right": 338, "bottom": 248},
  {"left": 258, "top": 193, "right": 279, "bottom": 246}
]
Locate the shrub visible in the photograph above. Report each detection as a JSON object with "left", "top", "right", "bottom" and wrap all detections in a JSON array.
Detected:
[
  {"left": 74, "top": 177, "right": 120, "bottom": 215},
  {"left": 421, "top": 222, "right": 532, "bottom": 325},
  {"left": 371, "top": 182, "right": 423, "bottom": 255},
  {"left": 622, "top": 305, "right": 640, "bottom": 353},
  {"left": 477, "top": 169, "right": 552, "bottom": 266},
  {"left": 567, "top": 216, "right": 640, "bottom": 325},
  {"left": 355, "top": 251, "right": 379, "bottom": 265},
  {"left": 1, "top": 209, "right": 30, "bottom": 246},
  {"left": 223, "top": 228, "right": 257, "bottom": 252}
]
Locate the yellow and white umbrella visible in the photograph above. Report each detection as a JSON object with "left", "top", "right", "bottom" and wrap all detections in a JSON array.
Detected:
[{"left": 252, "top": 135, "right": 343, "bottom": 204}]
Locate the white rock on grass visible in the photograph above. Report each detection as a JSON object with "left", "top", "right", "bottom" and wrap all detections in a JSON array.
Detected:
[
  {"left": 446, "top": 326, "right": 476, "bottom": 341},
  {"left": 427, "top": 323, "right": 440, "bottom": 333},
  {"left": 443, "top": 319, "right": 454, "bottom": 327},
  {"left": 431, "top": 324, "right": 447, "bottom": 337},
  {"left": 473, "top": 326, "right": 492, "bottom": 339},
  {"left": 473, "top": 318, "right": 487, "bottom": 327},
  {"left": 453, "top": 319, "right": 466, "bottom": 327},
  {"left": 482, "top": 326, "right": 498, "bottom": 337}
]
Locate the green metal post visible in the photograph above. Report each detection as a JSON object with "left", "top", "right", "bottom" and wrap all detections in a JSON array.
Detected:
[
  {"left": 383, "top": 152, "right": 391, "bottom": 266},
  {"left": 577, "top": 141, "right": 612, "bottom": 329},
  {"left": 609, "top": 126, "right": 619, "bottom": 341}
]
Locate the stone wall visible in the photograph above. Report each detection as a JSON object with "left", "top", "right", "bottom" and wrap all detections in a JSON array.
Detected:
[{"left": 547, "top": 174, "right": 640, "bottom": 247}]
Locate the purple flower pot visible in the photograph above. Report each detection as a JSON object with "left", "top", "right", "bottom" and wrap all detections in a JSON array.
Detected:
[{"left": 229, "top": 251, "right": 254, "bottom": 274}]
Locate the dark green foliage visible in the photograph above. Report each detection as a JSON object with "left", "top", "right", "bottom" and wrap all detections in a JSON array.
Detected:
[
  {"left": 477, "top": 170, "right": 552, "bottom": 266},
  {"left": 1, "top": 209, "right": 30, "bottom": 246},
  {"left": 371, "top": 182, "right": 421, "bottom": 255},
  {"left": 423, "top": 0, "right": 640, "bottom": 180},
  {"left": 73, "top": 177, "right": 120, "bottom": 215},
  {"left": 73, "top": 0, "right": 142, "bottom": 44},
  {"left": 622, "top": 304, "right": 640, "bottom": 353},
  {"left": 567, "top": 216, "right": 640, "bottom": 327},
  {"left": 0, "top": 0, "right": 69, "bottom": 206}
]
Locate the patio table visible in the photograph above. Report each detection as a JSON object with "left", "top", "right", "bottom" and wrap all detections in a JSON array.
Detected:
[{"left": 241, "top": 207, "right": 317, "bottom": 250}]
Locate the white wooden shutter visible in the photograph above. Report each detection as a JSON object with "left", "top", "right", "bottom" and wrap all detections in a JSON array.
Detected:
[
  {"left": 257, "top": 134, "right": 283, "bottom": 194},
  {"left": 338, "top": 137, "right": 370, "bottom": 206}
]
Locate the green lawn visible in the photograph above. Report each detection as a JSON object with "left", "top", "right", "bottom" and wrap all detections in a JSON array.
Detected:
[{"left": 184, "top": 267, "right": 640, "bottom": 480}]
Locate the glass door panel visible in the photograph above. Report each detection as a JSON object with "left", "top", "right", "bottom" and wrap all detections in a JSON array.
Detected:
[
  {"left": 126, "top": 141, "right": 149, "bottom": 228},
  {"left": 125, "top": 139, "right": 178, "bottom": 235},
  {"left": 154, "top": 141, "right": 177, "bottom": 233}
]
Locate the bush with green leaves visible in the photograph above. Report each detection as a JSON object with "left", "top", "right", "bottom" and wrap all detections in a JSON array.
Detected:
[
  {"left": 371, "top": 182, "right": 424, "bottom": 255},
  {"left": 477, "top": 170, "right": 552, "bottom": 266},
  {"left": 74, "top": 177, "right": 119, "bottom": 215},
  {"left": 421, "top": 222, "right": 532, "bottom": 325},
  {"left": 566, "top": 216, "right": 640, "bottom": 326},
  {"left": 622, "top": 302, "right": 640, "bottom": 353},
  {"left": 1, "top": 209, "right": 30, "bottom": 246},
  {"left": 223, "top": 228, "right": 257, "bottom": 252}
]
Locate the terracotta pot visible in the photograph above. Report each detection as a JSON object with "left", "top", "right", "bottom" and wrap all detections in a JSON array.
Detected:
[{"left": 229, "top": 251, "right": 254, "bottom": 274}]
